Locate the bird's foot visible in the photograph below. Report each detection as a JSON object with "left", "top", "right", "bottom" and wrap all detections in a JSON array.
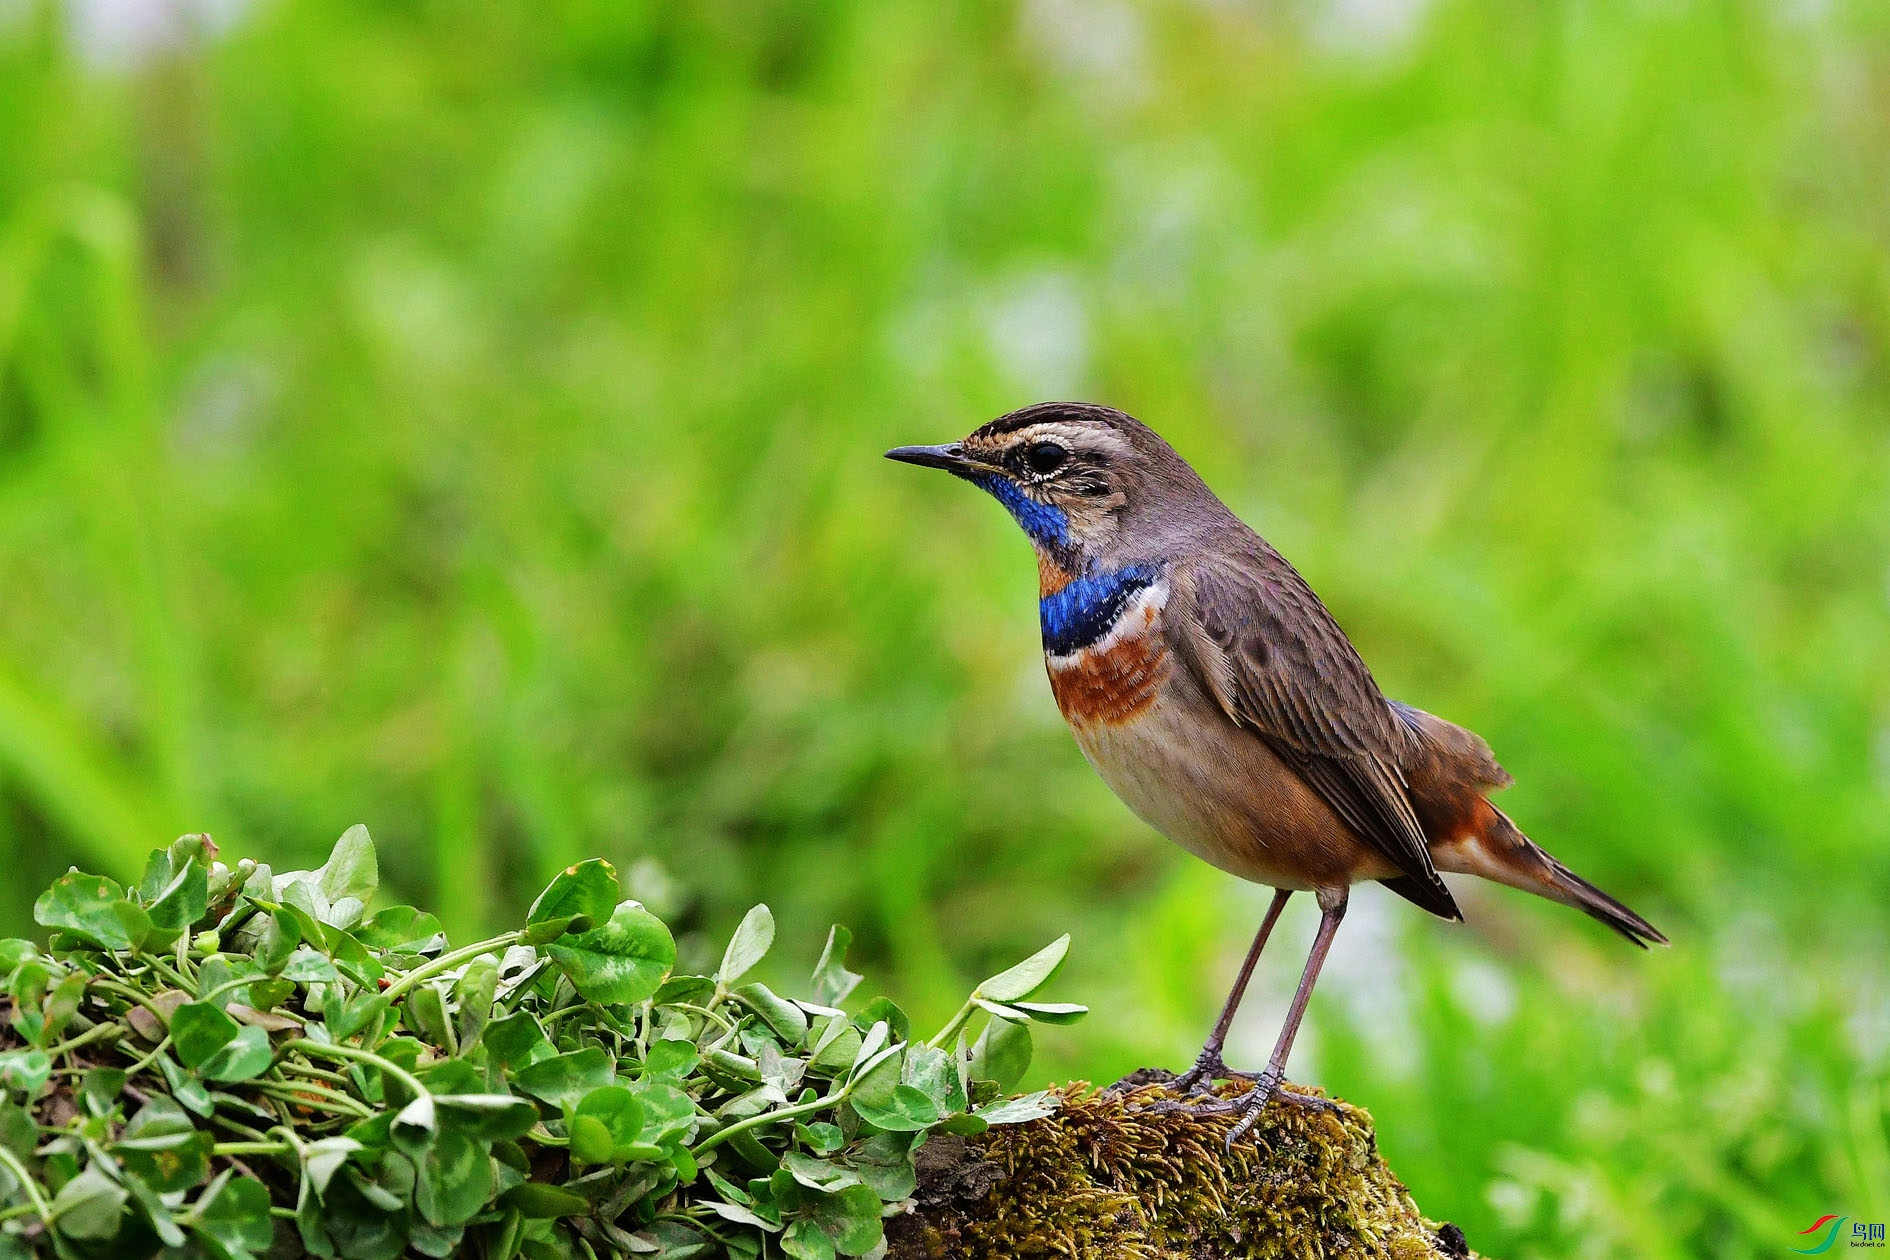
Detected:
[
  {"left": 1134, "top": 1067, "right": 1341, "bottom": 1144},
  {"left": 1170, "top": 1050, "right": 1262, "bottom": 1097},
  {"left": 1222, "top": 1068, "right": 1341, "bottom": 1146}
]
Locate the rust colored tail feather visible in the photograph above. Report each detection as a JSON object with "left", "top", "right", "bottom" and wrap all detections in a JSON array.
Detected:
[{"left": 1431, "top": 806, "right": 1668, "bottom": 948}]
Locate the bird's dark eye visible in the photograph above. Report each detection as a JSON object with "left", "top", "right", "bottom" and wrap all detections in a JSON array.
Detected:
[{"left": 1023, "top": 442, "right": 1068, "bottom": 476}]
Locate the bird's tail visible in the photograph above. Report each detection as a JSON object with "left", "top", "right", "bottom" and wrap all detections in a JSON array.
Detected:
[{"left": 1433, "top": 804, "right": 1668, "bottom": 947}]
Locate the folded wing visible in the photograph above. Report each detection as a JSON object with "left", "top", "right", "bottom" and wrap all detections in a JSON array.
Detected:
[{"left": 1173, "top": 552, "right": 1461, "bottom": 920}]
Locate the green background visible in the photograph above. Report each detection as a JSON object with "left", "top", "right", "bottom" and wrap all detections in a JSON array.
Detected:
[{"left": 2, "top": 0, "right": 1887, "bottom": 1253}]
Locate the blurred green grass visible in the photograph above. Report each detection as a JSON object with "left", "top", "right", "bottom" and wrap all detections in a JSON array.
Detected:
[{"left": 1, "top": 0, "right": 1887, "bottom": 1253}]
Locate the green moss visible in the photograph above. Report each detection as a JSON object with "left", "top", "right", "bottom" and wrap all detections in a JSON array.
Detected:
[{"left": 888, "top": 1079, "right": 1479, "bottom": 1260}]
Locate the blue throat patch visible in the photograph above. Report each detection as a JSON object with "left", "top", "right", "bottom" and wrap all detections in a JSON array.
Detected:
[
  {"left": 969, "top": 472, "right": 1069, "bottom": 546},
  {"left": 1040, "top": 565, "right": 1162, "bottom": 657}
]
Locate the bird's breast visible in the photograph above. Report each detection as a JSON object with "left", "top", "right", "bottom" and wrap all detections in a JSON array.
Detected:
[{"left": 1039, "top": 562, "right": 1172, "bottom": 728}]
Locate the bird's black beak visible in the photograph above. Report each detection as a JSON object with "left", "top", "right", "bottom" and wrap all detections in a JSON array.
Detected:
[{"left": 883, "top": 442, "right": 971, "bottom": 473}]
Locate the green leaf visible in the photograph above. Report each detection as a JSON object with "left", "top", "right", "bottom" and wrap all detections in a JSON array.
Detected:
[
  {"left": 847, "top": 1037, "right": 904, "bottom": 1108},
  {"left": 810, "top": 925, "right": 863, "bottom": 1007},
  {"left": 937, "top": 1112, "right": 989, "bottom": 1136},
  {"left": 798, "top": 1182, "right": 884, "bottom": 1257},
  {"left": 501, "top": 1182, "right": 590, "bottom": 1218},
  {"left": 453, "top": 955, "right": 499, "bottom": 1050},
  {"left": 194, "top": 955, "right": 256, "bottom": 1012},
  {"left": 145, "top": 852, "right": 209, "bottom": 933},
  {"left": 1011, "top": 1001, "right": 1088, "bottom": 1025},
  {"left": 170, "top": 1001, "right": 240, "bottom": 1069},
  {"left": 782, "top": 1219, "right": 837, "bottom": 1260},
  {"left": 0, "top": 1050, "right": 50, "bottom": 1097},
  {"left": 781, "top": 1151, "right": 861, "bottom": 1193},
  {"left": 323, "top": 1164, "right": 411, "bottom": 1260},
  {"left": 975, "top": 934, "right": 1070, "bottom": 1003},
  {"left": 407, "top": 983, "right": 454, "bottom": 1048},
  {"left": 850, "top": 1083, "right": 939, "bottom": 1132},
  {"left": 570, "top": 1086, "right": 646, "bottom": 1163},
  {"left": 419, "top": 1057, "right": 482, "bottom": 1096},
  {"left": 0, "top": 1101, "right": 37, "bottom": 1157},
  {"left": 731, "top": 982, "right": 809, "bottom": 1043},
  {"left": 844, "top": 1131, "right": 920, "bottom": 1201},
  {"left": 36, "top": 969, "right": 87, "bottom": 1046},
  {"left": 192, "top": 1169, "right": 274, "bottom": 1254},
  {"left": 202, "top": 1025, "right": 273, "bottom": 1082},
  {"left": 0, "top": 940, "right": 38, "bottom": 971},
  {"left": 642, "top": 1039, "right": 698, "bottom": 1080},
  {"left": 631, "top": 1080, "right": 696, "bottom": 1146},
  {"left": 409, "top": 1219, "right": 466, "bottom": 1258},
  {"left": 33, "top": 873, "right": 143, "bottom": 952},
  {"left": 851, "top": 998, "right": 909, "bottom": 1042},
  {"left": 324, "top": 927, "right": 386, "bottom": 988},
  {"left": 281, "top": 948, "right": 340, "bottom": 984},
  {"left": 157, "top": 1053, "right": 213, "bottom": 1117},
  {"left": 718, "top": 904, "right": 774, "bottom": 985},
  {"left": 546, "top": 900, "right": 675, "bottom": 1005},
  {"left": 302, "top": 1136, "right": 363, "bottom": 1194},
  {"left": 975, "top": 1090, "right": 1060, "bottom": 1125},
  {"left": 123, "top": 1161, "right": 188, "bottom": 1248},
  {"left": 795, "top": 1121, "right": 845, "bottom": 1156},
  {"left": 250, "top": 912, "right": 302, "bottom": 975},
  {"left": 355, "top": 906, "right": 444, "bottom": 951},
  {"left": 393, "top": 1094, "right": 438, "bottom": 1150},
  {"left": 969, "top": 1016, "right": 1031, "bottom": 1092},
  {"left": 325, "top": 990, "right": 390, "bottom": 1042},
  {"left": 49, "top": 1164, "right": 128, "bottom": 1240},
  {"left": 901, "top": 1043, "right": 966, "bottom": 1115},
  {"left": 116, "top": 1096, "right": 212, "bottom": 1192},
  {"left": 414, "top": 1126, "right": 490, "bottom": 1227},
  {"left": 483, "top": 1012, "right": 552, "bottom": 1069},
  {"left": 567, "top": 1115, "right": 614, "bottom": 1165},
  {"left": 511, "top": 1047, "right": 615, "bottom": 1108},
  {"left": 435, "top": 1095, "right": 538, "bottom": 1142},
  {"left": 316, "top": 824, "right": 379, "bottom": 904},
  {"left": 525, "top": 859, "right": 620, "bottom": 941}
]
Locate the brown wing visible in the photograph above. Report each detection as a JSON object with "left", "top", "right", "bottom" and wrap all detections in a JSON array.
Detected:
[{"left": 1173, "top": 553, "right": 1461, "bottom": 919}]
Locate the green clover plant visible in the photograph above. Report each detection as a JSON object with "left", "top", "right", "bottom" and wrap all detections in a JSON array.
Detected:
[{"left": 0, "top": 829, "right": 1083, "bottom": 1259}]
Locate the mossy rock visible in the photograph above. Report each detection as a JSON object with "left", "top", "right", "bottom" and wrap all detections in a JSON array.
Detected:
[{"left": 886, "top": 1071, "right": 1481, "bottom": 1260}]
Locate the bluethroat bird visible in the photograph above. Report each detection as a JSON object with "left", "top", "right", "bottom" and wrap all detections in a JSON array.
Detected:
[{"left": 888, "top": 402, "right": 1665, "bottom": 1141}]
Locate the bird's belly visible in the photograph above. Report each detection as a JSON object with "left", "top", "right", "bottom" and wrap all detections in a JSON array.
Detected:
[{"left": 1062, "top": 686, "right": 1389, "bottom": 892}]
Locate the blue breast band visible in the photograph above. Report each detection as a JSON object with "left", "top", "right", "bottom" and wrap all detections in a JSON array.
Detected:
[{"left": 1040, "top": 565, "right": 1162, "bottom": 656}]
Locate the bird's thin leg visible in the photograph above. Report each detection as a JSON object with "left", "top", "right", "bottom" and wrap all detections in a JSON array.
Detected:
[
  {"left": 1223, "top": 892, "right": 1348, "bottom": 1143},
  {"left": 1172, "top": 888, "right": 1292, "bottom": 1095}
]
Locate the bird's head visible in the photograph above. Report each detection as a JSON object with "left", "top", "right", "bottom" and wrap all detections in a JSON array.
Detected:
[{"left": 886, "top": 401, "right": 1219, "bottom": 572}]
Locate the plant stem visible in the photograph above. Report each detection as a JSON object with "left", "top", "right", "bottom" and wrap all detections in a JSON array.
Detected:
[
  {"left": 119, "top": 1035, "right": 172, "bottom": 1077},
  {"left": 252, "top": 1080, "right": 373, "bottom": 1118},
  {"left": 380, "top": 932, "right": 522, "bottom": 1004},
  {"left": 670, "top": 1002, "right": 737, "bottom": 1034},
  {"left": 213, "top": 1140, "right": 293, "bottom": 1158},
  {"left": 276, "top": 1061, "right": 351, "bottom": 1086},
  {"left": 148, "top": 955, "right": 193, "bottom": 991},
  {"left": 42, "top": 1023, "right": 121, "bottom": 1058},
  {"left": 694, "top": 1088, "right": 846, "bottom": 1156},
  {"left": 927, "top": 999, "right": 978, "bottom": 1050},
  {"left": 284, "top": 1039, "right": 428, "bottom": 1104},
  {"left": 197, "top": 976, "right": 257, "bottom": 1005},
  {"left": 0, "top": 1147, "right": 50, "bottom": 1223},
  {"left": 90, "top": 978, "right": 171, "bottom": 1019}
]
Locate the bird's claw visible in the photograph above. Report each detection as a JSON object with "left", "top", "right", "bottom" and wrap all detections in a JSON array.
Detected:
[
  {"left": 1222, "top": 1069, "right": 1341, "bottom": 1146},
  {"left": 1129, "top": 1066, "right": 1341, "bottom": 1142},
  {"left": 1170, "top": 1051, "right": 1263, "bottom": 1097}
]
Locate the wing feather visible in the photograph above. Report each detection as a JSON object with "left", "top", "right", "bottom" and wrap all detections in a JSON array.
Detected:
[{"left": 1174, "top": 553, "right": 1459, "bottom": 917}]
